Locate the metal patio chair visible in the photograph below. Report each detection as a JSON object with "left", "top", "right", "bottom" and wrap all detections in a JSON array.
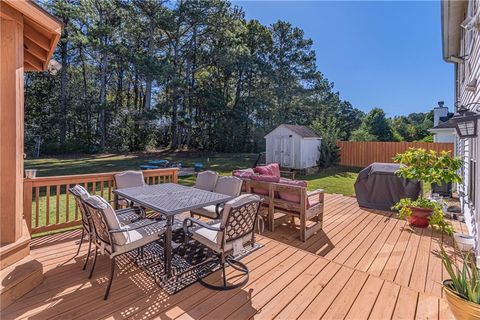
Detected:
[
  {"left": 83, "top": 195, "right": 167, "bottom": 300},
  {"left": 113, "top": 170, "right": 146, "bottom": 208},
  {"left": 70, "top": 185, "right": 145, "bottom": 271},
  {"left": 183, "top": 194, "right": 262, "bottom": 290},
  {"left": 194, "top": 170, "right": 219, "bottom": 192},
  {"left": 191, "top": 176, "right": 243, "bottom": 219}
]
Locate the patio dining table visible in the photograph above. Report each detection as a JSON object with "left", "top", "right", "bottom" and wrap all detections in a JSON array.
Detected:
[{"left": 113, "top": 183, "right": 233, "bottom": 277}]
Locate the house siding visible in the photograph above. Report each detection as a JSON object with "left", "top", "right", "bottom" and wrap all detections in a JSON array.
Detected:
[{"left": 455, "top": 0, "right": 480, "bottom": 260}]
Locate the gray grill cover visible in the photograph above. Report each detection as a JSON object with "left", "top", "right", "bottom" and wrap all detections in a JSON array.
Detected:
[{"left": 354, "top": 163, "right": 421, "bottom": 211}]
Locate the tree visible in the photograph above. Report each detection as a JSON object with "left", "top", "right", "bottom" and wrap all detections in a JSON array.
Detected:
[{"left": 360, "top": 108, "right": 394, "bottom": 141}]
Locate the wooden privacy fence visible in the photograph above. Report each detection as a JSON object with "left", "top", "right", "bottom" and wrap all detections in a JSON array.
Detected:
[
  {"left": 23, "top": 168, "right": 179, "bottom": 235},
  {"left": 336, "top": 141, "right": 455, "bottom": 168}
]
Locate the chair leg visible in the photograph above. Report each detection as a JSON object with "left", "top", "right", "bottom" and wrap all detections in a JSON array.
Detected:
[
  {"left": 221, "top": 253, "right": 227, "bottom": 287},
  {"left": 82, "top": 236, "right": 92, "bottom": 271},
  {"left": 104, "top": 257, "right": 116, "bottom": 300},
  {"left": 89, "top": 247, "right": 99, "bottom": 279},
  {"left": 74, "top": 228, "right": 85, "bottom": 258},
  {"left": 199, "top": 254, "right": 249, "bottom": 291}
]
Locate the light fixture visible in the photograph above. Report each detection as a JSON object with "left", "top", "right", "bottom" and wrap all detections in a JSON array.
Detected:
[
  {"left": 450, "top": 103, "right": 480, "bottom": 138},
  {"left": 47, "top": 59, "right": 62, "bottom": 75},
  {"left": 466, "top": 79, "right": 478, "bottom": 92}
]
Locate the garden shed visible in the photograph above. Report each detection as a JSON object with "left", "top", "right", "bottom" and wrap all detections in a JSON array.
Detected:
[{"left": 264, "top": 124, "right": 321, "bottom": 170}]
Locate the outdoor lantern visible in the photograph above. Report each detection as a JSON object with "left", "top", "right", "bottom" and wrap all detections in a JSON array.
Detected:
[{"left": 450, "top": 103, "right": 480, "bottom": 138}]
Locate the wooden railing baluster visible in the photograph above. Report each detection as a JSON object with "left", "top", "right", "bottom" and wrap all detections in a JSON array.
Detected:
[{"left": 23, "top": 168, "right": 179, "bottom": 235}]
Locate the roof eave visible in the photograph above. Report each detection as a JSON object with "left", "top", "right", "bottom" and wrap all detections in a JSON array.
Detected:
[{"left": 441, "top": 0, "right": 468, "bottom": 63}]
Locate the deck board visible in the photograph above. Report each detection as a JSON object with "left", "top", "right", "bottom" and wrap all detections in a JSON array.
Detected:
[{"left": 3, "top": 194, "right": 463, "bottom": 319}]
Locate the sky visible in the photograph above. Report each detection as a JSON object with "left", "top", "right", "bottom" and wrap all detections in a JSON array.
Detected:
[{"left": 233, "top": 0, "right": 455, "bottom": 117}]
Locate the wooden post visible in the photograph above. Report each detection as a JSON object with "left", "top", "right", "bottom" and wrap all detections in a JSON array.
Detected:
[
  {"left": 0, "top": 4, "right": 24, "bottom": 245},
  {"left": 23, "top": 179, "right": 33, "bottom": 233}
]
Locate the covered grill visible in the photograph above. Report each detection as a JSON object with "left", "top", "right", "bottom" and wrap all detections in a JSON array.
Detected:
[{"left": 354, "top": 163, "right": 421, "bottom": 211}]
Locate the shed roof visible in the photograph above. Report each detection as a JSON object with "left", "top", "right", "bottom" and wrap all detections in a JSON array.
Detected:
[
  {"left": 265, "top": 124, "right": 321, "bottom": 139},
  {"left": 282, "top": 124, "right": 320, "bottom": 138}
]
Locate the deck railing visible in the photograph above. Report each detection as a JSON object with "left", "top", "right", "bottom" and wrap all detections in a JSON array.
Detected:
[{"left": 23, "top": 168, "right": 179, "bottom": 235}]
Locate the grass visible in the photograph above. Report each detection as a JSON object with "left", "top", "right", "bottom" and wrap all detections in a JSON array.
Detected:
[{"left": 25, "top": 151, "right": 360, "bottom": 236}]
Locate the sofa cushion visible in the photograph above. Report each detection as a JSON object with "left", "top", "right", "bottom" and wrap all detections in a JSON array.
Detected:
[
  {"left": 277, "top": 179, "right": 307, "bottom": 203},
  {"left": 250, "top": 174, "right": 279, "bottom": 195},
  {"left": 255, "top": 163, "right": 281, "bottom": 178},
  {"left": 233, "top": 168, "right": 255, "bottom": 179}
]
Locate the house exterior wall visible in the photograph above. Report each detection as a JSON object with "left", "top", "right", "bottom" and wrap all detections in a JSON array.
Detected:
[
  {"left": 432, "top": 129, "right": 456, "bottom": 143},
  {"left": 453, "top": 0, "right": 480, "bottom": 260}
]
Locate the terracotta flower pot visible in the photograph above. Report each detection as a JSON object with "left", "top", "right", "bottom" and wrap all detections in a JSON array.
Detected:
[
  {"left": 443, "top": 280, "right": 480, "bottom": 320},
  {"left": 408, "top": 206, "right": 432, "bottom": 228}
]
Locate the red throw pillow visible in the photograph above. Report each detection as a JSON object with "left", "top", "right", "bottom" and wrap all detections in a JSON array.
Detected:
[
  {"left": 267, "top": 163, "right": 281, "bottom": 178},
  {"left": 254, "top": 165, "right": 273, "bottom": 176},
  {"left": 278, "top": 179, "right": 307, "bottom": 203},
  {"left": 233, "top": 168, "right": 254, "bottom": 178}
]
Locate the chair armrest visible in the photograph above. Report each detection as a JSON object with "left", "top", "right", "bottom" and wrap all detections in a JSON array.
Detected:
[
  {"left": 108, "top": 220, "right": 162, "bottom": 234},
  {"left": 307, "top": 189, "right": 324, "bottom": 197},
  {"left": 183, "top": 217, "right": 224, "bottom": 235}
]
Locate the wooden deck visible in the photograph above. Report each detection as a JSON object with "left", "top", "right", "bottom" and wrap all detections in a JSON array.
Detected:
[{"left": 3, "top": 194, "right": 463, "bottom": 319}]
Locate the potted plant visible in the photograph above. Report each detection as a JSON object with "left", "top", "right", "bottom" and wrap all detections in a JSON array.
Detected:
[
  {"left": 392, "top": 148, "right": 462, "bottom": 234},
  {"left": 440, "top": 247, "right": 480, "bottom": 319}
]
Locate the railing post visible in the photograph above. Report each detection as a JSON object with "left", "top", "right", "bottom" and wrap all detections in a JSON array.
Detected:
[
  {"left": 172, "top": 168, "right": 179, "bottom": 184},
  {"left": 23, "top": 178, "right": 33, "bottom": 233}
]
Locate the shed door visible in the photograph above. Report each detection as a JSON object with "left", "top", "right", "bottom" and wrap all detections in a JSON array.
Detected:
[
  {"left": 281, "top": 136, "right": 293, "bottom": 167},
  {"left": 273, "top": 137, "right": 282, "bottom": 163}
]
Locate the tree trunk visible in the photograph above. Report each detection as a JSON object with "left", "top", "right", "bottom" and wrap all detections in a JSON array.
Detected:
[{"left": 59, "top": 28, "right": 68, "bottom": 145}]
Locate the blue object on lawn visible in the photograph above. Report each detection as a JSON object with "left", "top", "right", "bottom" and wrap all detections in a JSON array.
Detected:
[
  {"left": 148, "top": 159, "right": 169, "bottom": 166},
  {"left": 194, "top": 163, "right": 204, "bottom": 172},
  {"left": 140, "top": 165, "right": 159, "bottom": 170}
]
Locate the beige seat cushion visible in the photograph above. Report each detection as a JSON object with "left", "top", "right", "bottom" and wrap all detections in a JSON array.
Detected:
[
  {"left": 191, "top": 205, "right": 219, "bottom": 219},
  {"left": 213, "top": 176, "right": 242, "bottom": 197},
  {"left": 194, "top": 170, "right": 218, "bottom": 191},
  {"left": 86, "top": 196, "right": 127, "bottom": 245},
  {"left": 114, "top": 170, "right": 146, "bottom": 189},
  {"left": 191, "top": 221, "right": 253, "bottom": 253},
  {"left": 71, "top": 185, "right": 90, "bottom": 200}
]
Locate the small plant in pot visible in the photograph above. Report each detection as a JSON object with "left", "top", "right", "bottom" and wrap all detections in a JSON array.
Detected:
[
  {"left": 440, "top": 247, "right": 480, "bottom": 319},
  {"left": 392, "top": 148, "right": 462, "bottom": 234}
]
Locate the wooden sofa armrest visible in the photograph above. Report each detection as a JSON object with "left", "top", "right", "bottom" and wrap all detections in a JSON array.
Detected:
[
  {"left": 307, "top": 189, "right": 324, "bottom": 197},
  {"left": 280, "top": 171, "right": 295, "bottom": 180}
]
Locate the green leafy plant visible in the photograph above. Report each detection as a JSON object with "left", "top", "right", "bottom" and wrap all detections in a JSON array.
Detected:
[
  {"left": 392, "top": 198, "right": 453, "bottom": 235},
  {"left": 440, "top": 246, "right": 480, "bottom": 304},
  {"left": 393, "top": 148, "right": 462, "bottom": 197},
  {"left": 392, "top": 148, "right": 462, "bottom": 234}
]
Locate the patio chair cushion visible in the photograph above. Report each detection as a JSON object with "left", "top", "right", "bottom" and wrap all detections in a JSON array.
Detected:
[
  {"left": 114, "top": 170, "right": 146, "bottom": 189},
  {"left": 71, "top": 185, "right": 90, "bottom": 200},
  {"left": 87, "top": 196, "right": 128, "bottom": 246},
  {"left": 194, "top": 170, "right": 219, "bottom": 191},
  {"left": 191, "top": 221, "right": 252, "bottom": 253},
  {"left": 191, "top": 205, "right": 219, "bottom": 219},
  {"left": 214, "top": 176, "right": 242, "bottom": 197},
  {"left": 114, "top": 219, "right": 166, "bottom": 255},
  {"left": 192, "top": 195, "right": 259, "bottom": 252}
]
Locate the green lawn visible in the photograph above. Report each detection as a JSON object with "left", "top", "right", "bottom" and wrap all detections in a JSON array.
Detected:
[
  {"left": 25, "top": 152, "right": 360, "bottom": 236},
  {"left": 26, "top": 151, "right": 360, "bottom": 195}
]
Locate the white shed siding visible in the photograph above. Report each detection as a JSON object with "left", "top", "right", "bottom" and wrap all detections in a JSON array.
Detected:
[
  {"left": 455, "top": 0, "right": 480, "bottom": 260},
  {"left": 264, "top": 125, "right": 321, "bottom": 169},
  {"left": 301, "top": 139, "right": 321, "bottom": 168}
]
